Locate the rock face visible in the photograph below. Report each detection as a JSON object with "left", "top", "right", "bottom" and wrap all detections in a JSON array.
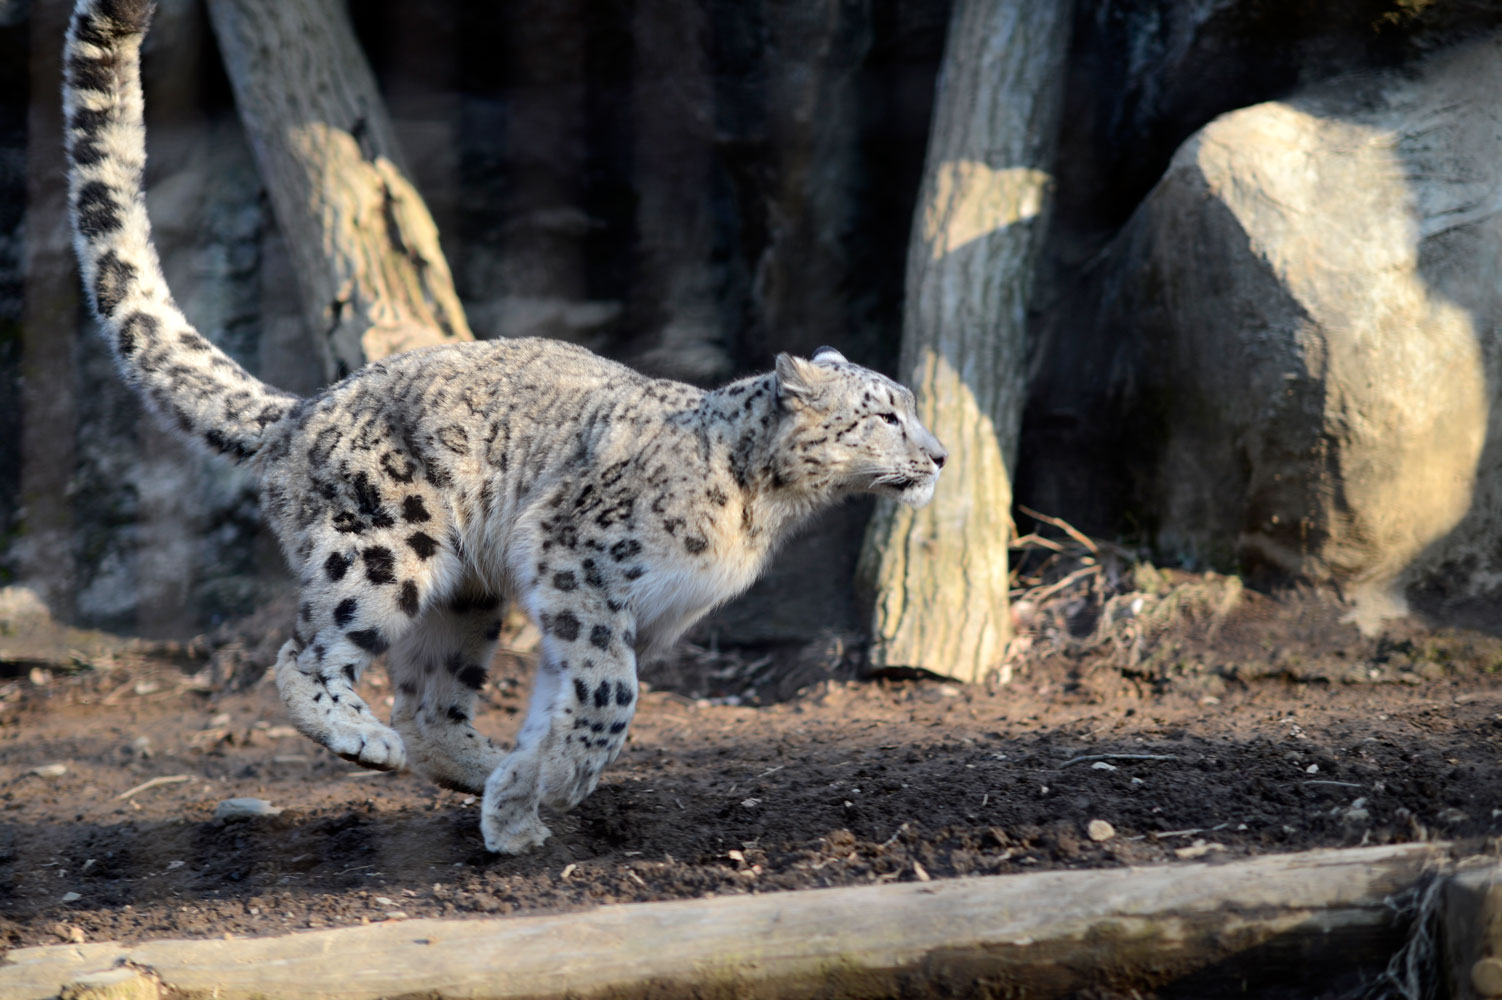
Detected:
[{"left": 1031, "top": 36, "right": 1502, "bottom": 623}]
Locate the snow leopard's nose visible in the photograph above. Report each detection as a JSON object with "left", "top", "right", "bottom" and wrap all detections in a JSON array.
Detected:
[
  {"left": 915, "top": 423, "right": 946, "bottom": 471},
  {"left": 922, "top": 431, "right": 947, "bottom": 470}
]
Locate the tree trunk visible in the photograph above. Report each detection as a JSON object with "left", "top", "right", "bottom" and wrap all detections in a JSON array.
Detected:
[
  {"left": 858, "top": 0, "right": 1071, "bottom": 682},
  {"left": 204, "top": 0, "right": 472, "bottom": 377}
]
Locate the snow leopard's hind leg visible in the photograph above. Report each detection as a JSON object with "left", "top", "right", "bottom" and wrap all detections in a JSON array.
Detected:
[
  {"left": 481, "top": 590, "right": 638, "bottom": 854},
  {"left": 274, "top": 531, "right": 467, "bottom": 772},
  {"left": 389, "top": 592, "right": 509, "bottom": 793}
]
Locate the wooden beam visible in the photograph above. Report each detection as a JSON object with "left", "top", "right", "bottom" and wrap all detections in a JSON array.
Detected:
[{"left": 0, "top": 842, "right": 1460, "bottom": 1000}]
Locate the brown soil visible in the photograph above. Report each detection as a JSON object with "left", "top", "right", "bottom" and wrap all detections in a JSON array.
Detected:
[{"left": 3, "top": 576, "right": 1502, "bottom": 997}]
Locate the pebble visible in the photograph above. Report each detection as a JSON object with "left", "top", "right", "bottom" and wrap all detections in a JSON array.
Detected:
[
  {"left": 61, "top": 891, "right": 82, "bottom": 903},
  {"left": 1174, "top": 839, "right": 1226, "bottom": 860},
  {"left": 1472, "top": 956, "right": 1502, "bottom": 998},
  {"left": 214, "top": 798, "right": 282, "bottom": 819},
  {"left": 31, "top": 763, "right": 68, "bottom": 779},
  {"left": 1086, "top": 819, "right": 1116, "bottom": 842},
  {"left": 50, "top": 922, "right": 86, "bottom": 943}
]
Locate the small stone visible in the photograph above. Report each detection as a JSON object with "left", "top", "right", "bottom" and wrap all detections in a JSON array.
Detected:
[
  {"left": 50, "top": 922, "right": 86, "bottom": 943},
  {"left": 740, "top": 797, "right": 762, "bottom": 809},
  {"left": 1174, "top": 839, "right": 1226, "bottom": 860},
  {"left": 1087, "top": 819, "right": 1116, "bottom": 842},
  {"left": 214, "top": 797, "right": 282, "bottom": 819},
  {"left": 207, "top": 713, "right": 232, "bottom": 728},
  {"left": 1091, "top": 761, "right": 1117, "bottom": 771},
  {"left": 1438, "top": 807, "right": 1470, "bottom": 826},
  {"left": 1472, "top": 956, "right": 1502, "bottom": 997},
  {"left": 31, "top": 763, "right": 68, "bottom": 778},
  {"left": 374, "top": 896, "right": 396, "bottom": 906},
  {"left": 61, "top": 891, "right": 82, "bottom": 903},
  {"left": 1305, "top": 764, "right": 1319, "bottom": 774}
]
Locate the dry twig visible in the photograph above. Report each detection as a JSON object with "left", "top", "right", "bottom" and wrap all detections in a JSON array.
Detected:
[
  {"left": 1062, "top": 753, "right": 1179, "bottom": 768},
  {"left": 116, "top": 774, "right": 191, "bottom": 800}
]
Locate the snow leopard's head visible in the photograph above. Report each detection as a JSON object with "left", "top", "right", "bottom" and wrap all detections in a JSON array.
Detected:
[{"left": 774, "top": 347, "right": 947, "bottom": 507}]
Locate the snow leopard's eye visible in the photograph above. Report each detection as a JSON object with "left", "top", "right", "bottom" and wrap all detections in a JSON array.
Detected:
[{"left": 879, "top": 412, "right": 900, "bottom": 426}]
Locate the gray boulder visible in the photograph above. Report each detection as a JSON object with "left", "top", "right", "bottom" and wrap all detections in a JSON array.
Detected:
[{"left": 1037, "top": 36, "right": 1502, "bottom": 626}]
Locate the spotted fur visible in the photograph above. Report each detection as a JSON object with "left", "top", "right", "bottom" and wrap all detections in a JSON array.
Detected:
[{"left": 64, "top": 0, "right": 946, "bottom": 854}]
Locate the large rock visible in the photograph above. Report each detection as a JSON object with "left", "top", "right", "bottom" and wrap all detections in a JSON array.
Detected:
[{"left": 1033, "top": 36, "right": 1502, "bottom": 626}]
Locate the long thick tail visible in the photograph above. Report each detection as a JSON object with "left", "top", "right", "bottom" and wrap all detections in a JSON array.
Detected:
[{"left": 63, "top": 0, "right": 298, "bottom": 463}]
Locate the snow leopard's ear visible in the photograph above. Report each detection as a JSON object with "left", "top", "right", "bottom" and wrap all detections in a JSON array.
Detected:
[
  {"left": 810, "top": 345, "right": 848, "bottom": 365},
  {"left": 775, "top": 352, "right": 828, "bottom": 402}
]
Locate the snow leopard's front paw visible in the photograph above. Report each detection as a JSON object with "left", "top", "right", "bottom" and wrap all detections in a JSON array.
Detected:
[
  {"left": 481, "top": 751, "right": 551, "bottom": 854},
  {"left": 540, "top": 744, "right": 605, "bottom": 812},
  {"left": 275, "top": 641, "right": 406, "bottom": 772},
  {"left": 324, "top": 720, "right": 406, "bottom": 772},
  {"left": 482, "top": 806, "right": 552, "bottom": 855}
]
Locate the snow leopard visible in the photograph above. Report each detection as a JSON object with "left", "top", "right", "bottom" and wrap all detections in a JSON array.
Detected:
[{"left": 63, "top": 0, "right": 947, "bottom": 853}]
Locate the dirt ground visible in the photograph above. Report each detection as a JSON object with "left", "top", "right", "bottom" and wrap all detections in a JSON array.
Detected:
[{"left": 3, "top": 567, "right": 1502, "bottom": 996}]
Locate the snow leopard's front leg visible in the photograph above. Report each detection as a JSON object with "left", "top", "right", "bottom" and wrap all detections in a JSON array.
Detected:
[
  {"left": 482, "top": 597, "right": 638, "bottom": 854},
  {"left": 274, "top": 632, "right": 406, "bottom": 771}
]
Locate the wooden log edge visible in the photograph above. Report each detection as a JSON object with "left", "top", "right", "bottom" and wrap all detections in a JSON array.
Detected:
[{"left": 0, "top": 842, "right": 1465, "bottom": 1000}]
